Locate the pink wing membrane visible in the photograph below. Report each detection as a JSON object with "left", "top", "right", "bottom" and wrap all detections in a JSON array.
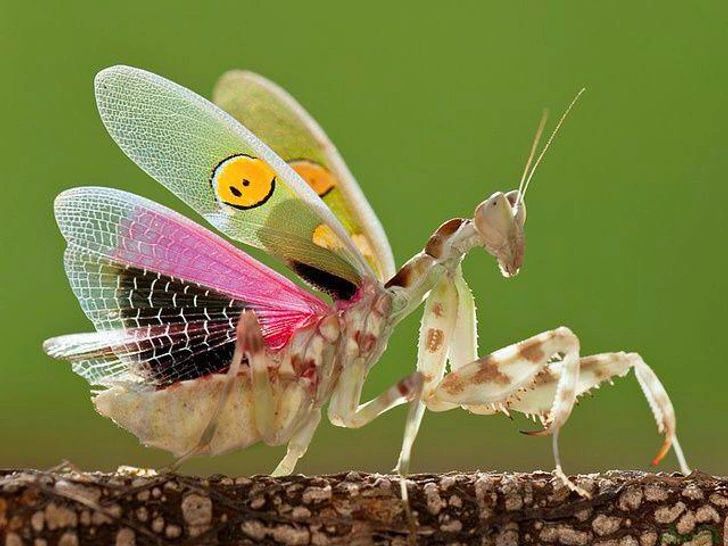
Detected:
[{"left": 56, "top": 187, "right": 329, "bottom": 349}]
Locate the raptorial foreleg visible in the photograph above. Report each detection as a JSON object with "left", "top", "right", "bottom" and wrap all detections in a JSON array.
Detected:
[
  {"left": 509, "top": 351, "right": 690, "bottom": 474},
  {"left": 427, "top": 327, "right": 584, "bottom": 493}
]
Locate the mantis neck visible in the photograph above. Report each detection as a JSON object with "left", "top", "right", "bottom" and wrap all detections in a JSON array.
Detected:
[{"left": 384, "top": 218, "right": 480, "bottom": 323}]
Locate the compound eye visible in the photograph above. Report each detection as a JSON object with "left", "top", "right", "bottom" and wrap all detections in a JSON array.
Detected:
[
  {"left": 211, "top": 154, "right": 276, "bottom": 210},
  {"left": 289, "top": 159, "right": 336, "bottom": 198}
]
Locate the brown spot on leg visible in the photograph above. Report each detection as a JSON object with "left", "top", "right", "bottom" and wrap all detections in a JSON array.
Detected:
[
  {"left": 559, "top": 387, "right": 575, "bottom": 403},
  {"left": 440, "top": 374, "right": 465, "bottom": 395},
  {"left": 473, "top": 357, "right": 511, "bottom": 385},
  {"left": 424, "top": 218, "right": 466, "bottom": 259},
  {"left": 397, "top": 374, "right": 422, "bottom": 397},
  {"left": 580, "top": 355, "right": 612, "bottom": 381},
  {"left": 518, "top": 339, "right": 546, "bottom": 363},
  {"left": 532, "top": 367, "right": 558, "bottom": 387},
  {"left": 426, "top": 328, "right": 445, "bottom": 353},
  {"left": 385, "top": 254, "right": 436, "bottom": 289},
  {"left": 397, "top": 381, "right": 410, "bottom": 396}
]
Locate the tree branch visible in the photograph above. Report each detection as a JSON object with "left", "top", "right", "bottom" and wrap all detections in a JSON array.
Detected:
[{"left": 1, "top": 467, "right": 725, "bottom": 545}]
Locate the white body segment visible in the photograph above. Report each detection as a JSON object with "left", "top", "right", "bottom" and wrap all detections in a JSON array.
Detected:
[{"left": 95, "top": 375, "right": 261, "bottom": 457}]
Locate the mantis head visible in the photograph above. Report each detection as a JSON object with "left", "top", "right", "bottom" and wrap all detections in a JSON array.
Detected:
[
  {"left": 473, "top": 89, "right": 585, "bottom": 278},
  {"left": 474, "top": 189, "right": 526, "bottom": 277}
]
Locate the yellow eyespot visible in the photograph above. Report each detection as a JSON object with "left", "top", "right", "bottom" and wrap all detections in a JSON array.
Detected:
[
  {"left": 211, "top": 154, "right": 276, "bottom": 210},
  {"left": 312, "top": 224, "right": 342, "bottom": 250},
  {"left": 289, "top": 159, "right": 337, "bottom": 198}
]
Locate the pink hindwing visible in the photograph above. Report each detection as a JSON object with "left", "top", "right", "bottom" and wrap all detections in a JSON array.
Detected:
[{"left": 45, "top": 187, "right": 329, "bottom": 386}]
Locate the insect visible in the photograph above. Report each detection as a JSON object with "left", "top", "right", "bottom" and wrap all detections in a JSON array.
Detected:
[{"left": 44, "top": 66, "right": 689, "bottom": 494}]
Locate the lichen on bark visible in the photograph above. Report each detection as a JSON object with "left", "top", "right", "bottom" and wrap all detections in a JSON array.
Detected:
[{"left": 1, "top": 467, "right": 726, "bottom": 545}]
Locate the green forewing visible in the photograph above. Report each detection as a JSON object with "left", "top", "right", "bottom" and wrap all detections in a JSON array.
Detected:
[
  {"left": 213, "top": 70, "right": 395, "bottom": 282},
  {"left": 95, "top": 66, "right": 373, "bottom": 292}
]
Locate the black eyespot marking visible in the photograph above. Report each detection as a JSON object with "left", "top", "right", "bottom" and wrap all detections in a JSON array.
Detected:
[
  {"left": 229, "top": 186, "right": 242, "bottom": 197},
  {"left": 242, "top": 179, "right": 250, "bottom": 186},
  {"left": 290, "top": 261, "right": 358, "bottom": 301}
]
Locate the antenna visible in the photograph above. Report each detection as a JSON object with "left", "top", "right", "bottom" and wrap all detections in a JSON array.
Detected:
[
  {"left": 516, "top": 109, "right": 549, "bottom": 209},
  {"left": 520, "top": 88, "right": 586, "bottom": 203}
]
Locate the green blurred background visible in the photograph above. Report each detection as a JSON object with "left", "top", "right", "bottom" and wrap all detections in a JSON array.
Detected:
[{"left": 1, "top": 1, "right": 726, "bottom": 477}]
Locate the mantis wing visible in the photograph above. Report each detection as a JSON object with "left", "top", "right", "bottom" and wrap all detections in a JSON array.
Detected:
[
  {"left": 95, "top": 65, "right": 373, "bottom": 300},
  {"left": 213, "top": 70, "right": 395, "bottom": 282},
  {"left": 44, "top": 187, "right": 329, "bottom": 386}
]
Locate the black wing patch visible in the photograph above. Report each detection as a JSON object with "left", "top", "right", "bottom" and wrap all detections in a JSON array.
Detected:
[
  {"left": 51, "top": 261, "right": 249, "bottom": 387},
  {"left": 115, "top": 265, "right": 247, "bottom": 384}
]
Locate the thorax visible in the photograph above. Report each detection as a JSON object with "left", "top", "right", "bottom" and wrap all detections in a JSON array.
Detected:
[{"left": 276, "top": 279, "right": 393, "bottom": 404}]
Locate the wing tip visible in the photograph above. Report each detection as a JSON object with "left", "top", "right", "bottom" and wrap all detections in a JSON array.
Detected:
[
  {"left": 217, "top": 69, "right": 264, "bottom": 83},
  {"left": 53, "top": 186, "right": 128, "bottom": 223},
  {"left": 95, "top": 65, "right": 151, "bottom": 105},
  {"left": 213, "top": 69, "right": 270, "bottom": 104},
  {"left": 94, "top": 64, "right": 130, "bottom": 89},
  {"left": 42, "top": 336, "right": 66, "bottom": 359}
]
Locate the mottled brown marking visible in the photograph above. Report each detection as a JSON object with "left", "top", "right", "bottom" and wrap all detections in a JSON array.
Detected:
[
  {"left": 473, "top": 357, "right": 511, "bottom": 385},
  {"left": 533, "top": 367, "right": 557, "bottom": 386},
  {"left": 426, "top": 328, "right": 445, "bottom": 353},
  {"left": 560, "top": 387, "right": 575, "bottom": 402},
  {"left": 397, "top": 379, "right": 413, "bottom": 396},
  {"left": 518, "top": 339, "right": 546, "bottom": 363},
  {"left": 431, "top": 302, "right": 444, "bottom": 317},
  {"left": 300, "top": 364, "right": 318, "bottom": 390},
  {"left": 354, "top": 330, "right": 377, "bottom": 353},
  {"left": 580, "top": 356, "right": 611, "bottom": 381},
  {"left": 386, "top": 262, "right": 414, "bottom": 288},
  {"left": 385, "top": 254, "right": 435, "bottom": 288},
  {"left": 424, "top": 218, "right": 465, "bottom": 258},
  {"left": 441, "top": 374, "right": 465, "bottom": 395}
]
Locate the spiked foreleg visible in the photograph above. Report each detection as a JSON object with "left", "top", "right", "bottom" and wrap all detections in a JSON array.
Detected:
[
  {"left": 449, "top": 267, "right": 479, "bottom": 369},
  {"left": 430, "top": 328, "right": 580, "bottom": 413},
  {"left": 448, "top": 266, "right": 501, "bottom": 416},
  {"left": 509, "top": 352, "right": 690, "bottom": 475},
  {"left": 427, "top": 327, "right": 584, "bottom": 493}
]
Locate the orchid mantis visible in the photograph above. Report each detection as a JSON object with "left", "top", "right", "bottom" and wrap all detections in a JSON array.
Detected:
[{"left": 44, "top": 67, "right": 689, "bottom": 496}]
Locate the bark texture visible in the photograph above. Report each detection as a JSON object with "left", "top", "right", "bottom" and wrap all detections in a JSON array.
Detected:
[{"left": 1, "top": 467, "right": 726, "bottom": 545}]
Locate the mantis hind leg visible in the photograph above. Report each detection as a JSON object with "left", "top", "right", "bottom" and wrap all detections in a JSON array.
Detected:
[
  {"left": 166, "top": 311, "right": 259, "bottom": 471},
  {"left": 272, "top": 409, "right": 322, "bottom": 477}
]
